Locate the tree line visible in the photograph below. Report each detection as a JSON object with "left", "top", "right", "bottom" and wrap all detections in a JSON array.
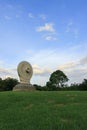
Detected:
[
  {"left": 34, "top": 70, "right": 87, "bottom": 91},
  {"left": 0, "top": 77, "right": 18, "bottom": 91},
  {"left": 0, "top": 70, "right": 87, "bottom": 91}
]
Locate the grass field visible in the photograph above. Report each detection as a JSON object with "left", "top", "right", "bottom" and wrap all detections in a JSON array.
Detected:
[{"left": 0, "top": 91, "right": 87, "bottom": 130}]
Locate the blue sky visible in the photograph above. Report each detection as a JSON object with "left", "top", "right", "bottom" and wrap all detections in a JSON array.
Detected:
[{"left": 0, "top": 0, "right": 87, "bottom": 85}]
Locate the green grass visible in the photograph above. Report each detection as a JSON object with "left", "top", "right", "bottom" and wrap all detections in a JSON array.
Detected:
[{"left": 0, "top": 91, "right": 87, "bottom": 130}]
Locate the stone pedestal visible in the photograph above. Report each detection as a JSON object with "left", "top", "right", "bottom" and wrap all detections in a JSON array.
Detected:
[{"left": 13, "top": 83, "right": 35, "bottom": 91}]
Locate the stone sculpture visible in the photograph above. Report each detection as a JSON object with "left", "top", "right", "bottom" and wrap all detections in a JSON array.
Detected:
[
  {"left": 13, "top": 61, "right": 35, "bottom": 91},
  {"left": 17, "top": 61, "right": 33, "bottom": 84}
]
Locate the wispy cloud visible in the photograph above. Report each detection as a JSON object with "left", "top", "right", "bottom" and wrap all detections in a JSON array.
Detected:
[
  {"left": 28, "top": 12, "right": 34, "bottom": 18},
  {"left": 0, "top": 67, "right": 17, "bottom": 79},
  {"left": 4, "top": 15, "right": 12, "bottom": 20},
  {"left": 28, "top": 49, "right": 63, "bottom": 67},
  {"left": 66, "top": 20, "right": 79, "bottom": 38},
  {"left": 67, "top": 68, "right": 87, "bottom": 84},
  {"left": 36, "top": 23, "right": 57, "bottom": 40},
  {"left": 58, "top": 55, "right": 87, "bottom": 71},
  {"left": 39, "top": 14, "right": 46, "bottom": 20},
  {"left": 57, "top": 56, "right": 87, "bottom": 84},
  {"left": 79, "top": 55, "right": 87, "bottom": 65},
  {"left": 73, "top": 28, "right": 79, "bottom": 37},
  {"left": 58, "top": 61, "right": 77, "bottom": 70},
  {"left": 32, "top": 64, "right": 43, "bottom": 75},
  {"left": 43, "top": 35, "right": 57, "bottom": 41},
  {"left": 66, "top": 21, "right": 73, "bottom": 32},
  {"left": 32, "top": 64, "right": 52, "bottom": 76},
  {"left": 36, "top": 23, "right": 55, "bottom": 32},
  {"left": 0, "top": 60, "right": 4, "bottom": 65},
  {"left": 0, "top": 49, "right": 87, "bottom": 85}
]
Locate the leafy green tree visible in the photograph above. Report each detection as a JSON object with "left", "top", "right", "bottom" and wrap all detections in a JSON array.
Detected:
[
  {"left": 46, "top": 81, "right": 57, "bottom": 90},
  {"left": 4, "top": 77, "right": 19, "bottom": 91},
  {"left": 33, "top": 84, "right": 42, "bottom": 91},
  {"left": 47, "top": 70, "right": 69, "bottom": 90},
  {"left": 0, "top": 77, "right": 19, "bottom": 91}
]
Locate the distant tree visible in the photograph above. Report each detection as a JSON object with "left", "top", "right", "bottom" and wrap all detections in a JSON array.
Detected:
[
  {"left": 0, "top": 78, "right": 2, "bottom": 82},
  {"left": 68, "top": 79, "right": 87, "bottom": 91},
  {"left": 2, "top": 77, "right": 19, "bottom": 91},
  {"left": 79, "top": 79, "right": 87, "bottom": 90},
  {"left": 0, "top": 78, "right": 3, "bottom": 91},
  {"left": 33, "top": 84, "right": 42, "bottom": 91},
  {"left": 46, "top": 70, "right": 69, "bottom": 90},
  {"left": 46, "top": 81, "right": 57, "bottom": 91},
  {"left": 69, "top": 83, "right": 79, "bottom": 90},
  {"left": 33, "top": 84, "right": 47, "bottom": 91}
]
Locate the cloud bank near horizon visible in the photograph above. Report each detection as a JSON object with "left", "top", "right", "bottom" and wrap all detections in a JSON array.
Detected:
[{"left": 0, "top": 49, "right": 87, "bottom": 85}]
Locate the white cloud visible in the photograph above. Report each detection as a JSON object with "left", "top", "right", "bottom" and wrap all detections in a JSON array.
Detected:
[
  {"left": 32, "top": 64, "right": 52, "bottom": 76},
  {"left": 44, "top": 35, "right": 57, "bottom": 41},
  {"left": 0, "top": 67, "right": 17, "bottom": 79},
  {"left": 32, "top": 64, "right": 43, "bottom": 74},
  {"left": 0, "top": 47, "right": 87, "bottom": 85},
  {"left": 57, "top": 55, "right": 87, "bottom": 71},
  {"left": 36, "top": 23, "right": 57, "bottom": 40},
  {"left": 56, "top": 56, "right": 87, "bottom": 84},
  {"left": 67, "top": 68, "right": 87, "bottom": 84},
  {"left": 28, "top": 49, "right": 63, "bottom": 67},
  {"left": 36, "top": 23, "right": 55, "bottom": 32},
  {"left": 58, "top": 61, "right": 77, "bottom": 70}
]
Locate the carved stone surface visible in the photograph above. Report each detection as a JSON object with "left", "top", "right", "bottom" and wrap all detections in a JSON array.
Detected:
[
  {"left": 13, "top": 61, "right": 35, "bottom": 91},
  {"left": 18, "top": 61, "right": 33, "bottom": 84},
  {"left": 13, "top": 83, "right": 35, "bottom": 91}
]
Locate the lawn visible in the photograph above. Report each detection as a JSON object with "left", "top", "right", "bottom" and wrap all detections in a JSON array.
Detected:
[{"left": 0, "top": 91, "right": 87, "bottom": 130}]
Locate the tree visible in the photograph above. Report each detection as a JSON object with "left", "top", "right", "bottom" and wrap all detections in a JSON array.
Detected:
[
  {"left": 46, "top": 81, "right": 57, "bottom": 90},
  {"left": 47, "top": 70, "right": 69, "bottom": 90},
  {"left": 33, "top": 84, "right": 47, "bottom": 91},
  {"left": 33, "top": 84, "right": 42, "bottom": 91},
  {"left": 0, "top": 78, "right": 3, "bottom": 91},
  {"left": 79, "top": 79, "right": 87, "bottom": 90},
  {"left": 1, "top": 77, "right": 19, "bottom": 91}
]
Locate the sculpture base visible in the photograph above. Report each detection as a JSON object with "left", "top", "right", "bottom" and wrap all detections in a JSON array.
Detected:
[{"left": 13, "top": 83, "right": 35, "bottom": 91}]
